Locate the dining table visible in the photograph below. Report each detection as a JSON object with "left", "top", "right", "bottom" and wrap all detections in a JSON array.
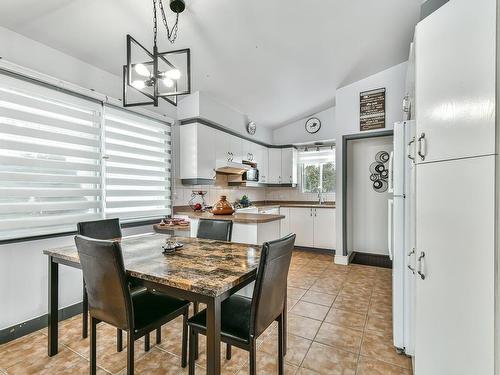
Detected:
[{"left": 43, "top": 232, "right": 270, "bottom": 375}]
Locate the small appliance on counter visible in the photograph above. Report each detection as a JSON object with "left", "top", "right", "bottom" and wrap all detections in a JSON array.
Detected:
[{"left": 211, "top": 195, "right": 235, "bottom": 215}]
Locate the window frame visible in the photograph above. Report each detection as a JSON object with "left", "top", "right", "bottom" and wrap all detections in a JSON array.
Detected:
[{"left": 299, "top": 149, "right": 336, "bottom": 194}]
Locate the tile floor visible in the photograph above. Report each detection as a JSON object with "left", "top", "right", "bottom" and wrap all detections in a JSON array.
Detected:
[{"left": 0, "top": 250, "right": 412, "bottom": 374}]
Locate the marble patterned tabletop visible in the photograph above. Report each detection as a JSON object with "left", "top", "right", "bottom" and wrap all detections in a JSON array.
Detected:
[{"left": 44, "top": 233, "right": 261, "bottom": 297}]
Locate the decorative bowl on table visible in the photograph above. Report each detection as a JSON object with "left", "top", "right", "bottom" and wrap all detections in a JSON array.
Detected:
[
  {"left": 162, "top": 238, "right": 183, "bottom": 255},
  {"left": 211, "top": 195, "right": 234, "bottom": 215}
]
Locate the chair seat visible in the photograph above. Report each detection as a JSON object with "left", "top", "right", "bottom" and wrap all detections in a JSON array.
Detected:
[
  {"left": 133, "top": 290, "right": 189, "bottom": 332},
  {"left": 188, "top": 295, "right": 252, "bottom": 343}
]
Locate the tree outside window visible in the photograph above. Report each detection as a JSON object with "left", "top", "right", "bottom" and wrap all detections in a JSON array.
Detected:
[{"left": 300, "top": 149, "right": 336, "bottom": 193}]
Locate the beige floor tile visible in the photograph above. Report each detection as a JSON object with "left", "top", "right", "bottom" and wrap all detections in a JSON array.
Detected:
[
  {"left": 333, "top": 295, "right": 370, "bottom": 314},
  {"left": 360, "top": 331, "right": 411, "bottom": 369},
  {"left": 287, "top": 314, "right": 322, "bottom": 340},
  {"left": 356, "top": 356, "right": 412, "bottom": 375},
  {"left": 0, "top": 332, "right": 54, "bottom": 371},
  {"left": 324, "top": 308, "right": 366, "bottom": 331},
  {"left": 296, "top": 368, "right": 321, "bottom": 375},
  {"left": 260, "top": 333, "right": 312, "bottom": 366},
  {"left": 300, "top": 290, "right": 337, "bottom": 307},
  {"left": 314, "top": 322, "right": 363, "bottom": 354},
  {"left": 237, "top": 351, "right": 298, "bottom": 375},
  {"left": 301, "top": 342, "right": 358, "bottom": 375},
  {"left": 288, "top": 287, "right": 308, "bottom": 300},
  {"left": 365, "top": 315, "right": 393, "bottom": 334},
  {"left": 289, "top": 301, "right": 329, "bottom": 321}
]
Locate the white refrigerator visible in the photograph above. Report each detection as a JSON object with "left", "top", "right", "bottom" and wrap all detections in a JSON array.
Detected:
[{"left": 388, "top": 120, "right": 416, "bottom": 356}]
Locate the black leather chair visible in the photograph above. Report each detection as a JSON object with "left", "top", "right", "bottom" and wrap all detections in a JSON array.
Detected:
[
  {"left": 196, "top": 219, "right": 233, "bottom": 241},
  {"left": 78, "top": 218, "right": 160, "bottom": 351},
  {"left": 187, "top": 233, "right": 296, "bottom": 375},
  {"left": 75, "top": 235, "right": 190, "bottom": 375},
  {"left": 194, "top": 218, "right": 234, "bottom": 357}
]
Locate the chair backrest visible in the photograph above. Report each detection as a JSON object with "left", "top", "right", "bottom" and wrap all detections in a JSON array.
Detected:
[
  {"left": 75, "top": 235, "right": 133, "bottom": 331},
  {"left": 77, "top": 218, "right": 122, "bottom": 240},
  {"left": 196, "top": 219, "right": 233, "bottom": 242},
  {"left": 250, "top": 233, "right": 296, "bottom": 337}
]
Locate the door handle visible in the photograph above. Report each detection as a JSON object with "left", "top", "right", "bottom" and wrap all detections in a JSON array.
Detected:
[
  {"left": 417, "top": 133, "right": 426, "bottom": 161},
  {"left": 407, "top": 248, "right": 416, "bottom": 274},
  {"left": 417, "top": 251, "right": 426, "bottom": 280},
  {"left": 407, "top": 137, "right": 415, "bottom": 161}
]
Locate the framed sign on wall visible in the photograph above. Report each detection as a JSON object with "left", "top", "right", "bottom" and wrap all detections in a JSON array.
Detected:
[{"left": 360, "top": 88, "right": 386, "bottom": 131}]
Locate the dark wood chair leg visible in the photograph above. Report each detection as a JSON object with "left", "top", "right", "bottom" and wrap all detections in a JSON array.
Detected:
[
  {"left": 127, "top": 330, "right": 134, "bottom": 375},
  {"left": 249, "top": 339, "right": 257, "bottom": 375},
  {"left": 188, "top": 327, "right": 196, "bottom": 375},
  {"left": 144, "top": 332, "right": 150, "bottom": 352},
  {"left": 90, "top": 317, "right": 97, "bottom": 375},
  {"left": 226, "top": 344, "right": 232, "bottom": 360},
  {"left": 117, "top": 328, "right": 123, "bottom": 352},
  {"left": 156, "top": 328, "right": 162, "bottom": 345},
  {"left": 278, "top": 314, "right": 284, "bottom": 375},
  {"left": 181, "top": 309, "right": 188, "bottom": 368},
  {"left": 82, "top": 278, "right": 88, "bottom": 339}
]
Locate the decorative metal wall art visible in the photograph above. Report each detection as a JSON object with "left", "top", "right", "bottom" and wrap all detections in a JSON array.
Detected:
[{"left": 370, "top": 151, "right": 390, "bottom": 193}]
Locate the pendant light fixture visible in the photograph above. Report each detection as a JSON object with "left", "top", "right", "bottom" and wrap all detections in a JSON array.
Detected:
[{"left": 123, "top": 0, "right": 191, "bottom": 107}]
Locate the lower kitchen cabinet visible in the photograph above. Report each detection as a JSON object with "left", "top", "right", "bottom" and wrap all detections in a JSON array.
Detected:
[{"left": 283, "top": 207, "right": 336, "bottom": 250}]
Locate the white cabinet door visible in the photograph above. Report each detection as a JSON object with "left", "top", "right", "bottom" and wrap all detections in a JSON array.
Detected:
[
  {"left": 281, "top": 148, "right": 297, "bottom": 184},
  {"left": 414, "top": 0, "right": 495, "bottom": 163},
  {"left": 180, "top": 123, "right": 215, "bottom": 180},
  {"left": 228, "top": 135, "right": 243, "bottom": 163},
  {"left": 289, "top": 207, "right": 314, "bottom": 247},
  {"left": 414, "top": 156, "right": 495, "bottom": 375},
  {"left": 241, "top": 139, "right": 253, "bottom": 162},
  {"left": 268, "top": 148, "right": 282, "bottom": 184},
  {"left": 215, "top": 131, "right": 231, "bottom": 167},
  {"left": 313, "top": 208, "right": 336, "bottom": 249},
  {"left": 256, "top": 145, "right": 269, "bottom": 183},
  {"left": 279, "top": 207, "right": 290, "bottom": 237}
]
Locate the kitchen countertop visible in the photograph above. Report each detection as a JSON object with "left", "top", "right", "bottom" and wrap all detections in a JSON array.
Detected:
[
  {"left": 252, "top": 201, "right": 336, "bottom": 209},
  {"left": 177, "top": 211, "right": 285, "bottom": 223}
]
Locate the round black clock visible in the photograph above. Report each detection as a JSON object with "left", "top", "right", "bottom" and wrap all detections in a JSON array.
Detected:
[
  {"left": 305, "top": 117, "right": 321, "bottom": 134},
  {"left": 247, "top": 121, "right": 257, "bottom": 135}
]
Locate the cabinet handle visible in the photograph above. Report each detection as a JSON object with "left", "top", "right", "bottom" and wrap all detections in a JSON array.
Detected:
[
  {"left": 408, "top": 265, "right": 416, "bottom": 274},
  {"left": 314, "top": 208, "right": 317, "bottom": 217},
  {"left": 310, "top": 208, "right": 312, "bottom": 217},
  {"left": 417, "top": 133, "right": 426, "bottom": 161},
  {"left": 417, "top": 251, "right": 426, "bottom": 280},
  {"left": 407, "top": 138, "right": 415, "bottom": 161}
]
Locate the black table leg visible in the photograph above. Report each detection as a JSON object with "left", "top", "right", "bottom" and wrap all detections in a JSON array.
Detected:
[
  {"left": 48, "top": 256, "right": 59, "bottom": 356},
  {"left": 205, "top": 296, "right": 221, "bottom": 375}
]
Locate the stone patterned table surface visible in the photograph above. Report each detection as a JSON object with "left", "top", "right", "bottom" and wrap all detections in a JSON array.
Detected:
[{"left": 44, "top": 233, "right": 261, "bottom": 297}]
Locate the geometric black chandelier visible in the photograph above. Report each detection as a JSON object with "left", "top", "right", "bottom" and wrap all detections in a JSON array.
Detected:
[{"left": 123, "top": 0, "right": 191, "bottom": 107}]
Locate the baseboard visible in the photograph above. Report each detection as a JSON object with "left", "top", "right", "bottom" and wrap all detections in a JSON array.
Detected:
[
  {"left": 334, "top": 254, "right": 349, "bottom": 265},
  {"left": 295, "top": 246, "right": 335, "bottom": 255},
  {"left": 350, "top": 251, "right": 392, "bottom": 269},
  {"left": 0, "top": 302, "right": 83, "bottom": 345}
]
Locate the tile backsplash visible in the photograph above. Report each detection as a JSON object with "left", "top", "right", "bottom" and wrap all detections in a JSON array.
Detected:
[{"left": 172, "top": 174, "right": 335, "bottom": 207}]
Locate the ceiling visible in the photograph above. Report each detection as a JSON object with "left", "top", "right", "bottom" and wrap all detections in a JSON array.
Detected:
[{"left": 0, "top": 0, "right": 421, "bottom": 128}]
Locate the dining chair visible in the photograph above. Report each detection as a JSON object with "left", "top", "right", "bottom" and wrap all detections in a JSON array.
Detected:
[
  {"left": 187, "top": 233, "right": 296, "bottom": 375},
  {"left": 194, "top": 218, "right": 234, "bottom": 358},
  {"left": 78, "top": 218, "right": 161, "bottom": 351},
  {"left": 75, "top": 235, "right": 190, "bottom": 375}
]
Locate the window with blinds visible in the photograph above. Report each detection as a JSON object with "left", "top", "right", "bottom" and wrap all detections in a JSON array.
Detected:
[
  {"left": 0, "top": 75, "right": 102, "bottom": 240},
  {"left": 0, "top": 73, "right": 172, "bottom": 241},
  {"left": 103, "top": 106, "right": 171, "bottom": 222}
]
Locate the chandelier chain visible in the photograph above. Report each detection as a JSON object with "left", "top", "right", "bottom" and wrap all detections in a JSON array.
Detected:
[
  {"left": 152, "top": 0, "right": 158, "bottom": 47},
  {"left": 151, "top": 0, "right": 180, "bottom": 45}
]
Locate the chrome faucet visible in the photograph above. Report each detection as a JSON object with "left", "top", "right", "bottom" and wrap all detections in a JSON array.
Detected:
[{"left": 317, "top": 189, "right": 324, "bottom": 205}]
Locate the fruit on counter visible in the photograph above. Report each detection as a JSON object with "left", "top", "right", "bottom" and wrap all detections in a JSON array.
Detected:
[{"left": 193, "top": 203, "right": 202, "bottom": 211}]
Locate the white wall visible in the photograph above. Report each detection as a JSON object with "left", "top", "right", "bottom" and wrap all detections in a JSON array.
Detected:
[
  {"left": 335, "top": 61, "right": 407, "bottom": 258},
  {"left": 0, "top": 225, "right": 154, "bottom": 330},
  {"left": 272, "top": 106, "right": 336, "bottom": 145},
  {"left": 346, "top": 136, "right": 393, "bottom": 256},
  {"left": 177, "top": 91, "right": 273, "bottom": 144},
  {"left": 0, "top": 26, "right": 177, "bottom": 119}
]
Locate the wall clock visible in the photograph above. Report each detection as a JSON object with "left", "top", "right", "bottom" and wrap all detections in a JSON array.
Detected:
[
  {"left": 305, "top": 117, "right": 321, "bottom": 134},
  {"left": 247, "top": 121, "right": 257, "bottom": 135}
]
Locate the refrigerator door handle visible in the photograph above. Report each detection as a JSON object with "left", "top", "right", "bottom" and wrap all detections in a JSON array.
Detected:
[
  {"left": 407, "top": 137, "right": 415, "bottom": 161},
  {"left": 387, "top": 199, "right": 393, "bottom": 260},
  {"left": 388, "top": 152, "right": 394, "bottom": 193},
  {"left": 417, "top": 133, "right": 426, "bottom": 161}
]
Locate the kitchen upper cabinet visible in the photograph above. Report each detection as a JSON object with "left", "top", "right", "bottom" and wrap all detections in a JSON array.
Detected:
[
  {"left": 180, "top": 123, "right": 216, "bottom": 181},
  {"left": 289, "top": 207, "right": 314, "bottom": 247},
  {"left": 215, "top": 131, "right": 231, "bottom": 167},
  {"left": 281, "top": 147, "right": 297, "bottom": 184},
  {"left": 313, "top": 208, "right": 335, "bottom": 249},
  {"left": 414, "top": 0, "right": 495, "bottom": 163},
  {"left": 268, "top": 149, "right": 282, "bottom": 184},
  {"left": 256, "top": 145, "right": 269, "bottom": 183},
  {"left": 228, "top": 134, "right": 243, "bottom": 163}
]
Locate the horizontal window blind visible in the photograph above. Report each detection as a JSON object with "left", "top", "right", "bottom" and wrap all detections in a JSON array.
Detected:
[
  {"left": 0, "top": 75, "right": 102, "bottom": 240},
  {"left": 104, "top": 106, "right": 171, "bottom": 222}
]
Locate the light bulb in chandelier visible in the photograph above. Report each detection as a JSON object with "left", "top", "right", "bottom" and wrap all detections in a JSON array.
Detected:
[
  {"left": 131, "top": 80, "right": 146, "bottom": 89},
  {"left": 165, "top": 69, "right": 181, "bottom": 80},
  {"left": 134, "top": 63, "right": 151, "bottom": 77},
  {"left": 162, "top": 77, "right": 174, "bottom": 88}
]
